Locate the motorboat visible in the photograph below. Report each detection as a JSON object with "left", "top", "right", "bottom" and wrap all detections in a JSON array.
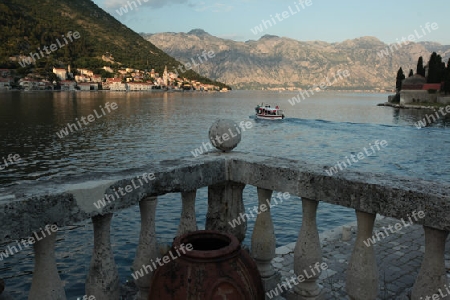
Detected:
[{"left": 255, "top": 103, "right": 285, "bottom": 120}]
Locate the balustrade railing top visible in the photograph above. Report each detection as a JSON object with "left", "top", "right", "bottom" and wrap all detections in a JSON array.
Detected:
[{"left": 1, "top": 151, "right": 448, "bottom": 242}]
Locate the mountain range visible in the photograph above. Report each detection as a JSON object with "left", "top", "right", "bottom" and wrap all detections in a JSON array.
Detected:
[{"left": 144, "top": 29, "right": 450, "bottom": 90}]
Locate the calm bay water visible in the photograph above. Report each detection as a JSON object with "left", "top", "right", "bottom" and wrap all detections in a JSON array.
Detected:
[{"left": 0, "top": 90, "right": 449, "bottom": 299}]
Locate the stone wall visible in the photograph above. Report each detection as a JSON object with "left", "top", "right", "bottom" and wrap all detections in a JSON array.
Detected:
[
  {"left": 387, "top": 94, "right": 397, "bottom": 103},
  {"left": 400, "top": 90, "right": 437, "bottom": 104},
  {"left": 437, "top": 96, "right": 450, "bottom": 105}
]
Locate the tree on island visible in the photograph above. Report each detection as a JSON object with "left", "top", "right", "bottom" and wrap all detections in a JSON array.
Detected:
[
  {"left": 397, "top": 53, "right": 449, "bottom": 95},
  {"left": 396, "top": 67, "right": 405, "bottom": 92},
  {"left": 408, "top": 69, "right": 414, "bottom": 77},
  {"left": 444, "top": 58, "right": 450, "bottom": 95},
  {"left": 444, "top": 74, "right": 450, "bottom": 95},
  {"left": 427, "top": 52, "right": 445, "bottom": 84},
  {"left": 416, "top": 56, "right": 425, "bottom": 77}
]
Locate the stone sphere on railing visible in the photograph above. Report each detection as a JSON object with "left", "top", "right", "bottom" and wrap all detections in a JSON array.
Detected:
[{"left": 208, "top": 119, "right": 241, "bottom": 152}]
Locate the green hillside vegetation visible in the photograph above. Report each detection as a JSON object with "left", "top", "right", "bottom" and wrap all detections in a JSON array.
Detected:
[{"left": 0, "top": 0, "right": 229, "bottom": 88}]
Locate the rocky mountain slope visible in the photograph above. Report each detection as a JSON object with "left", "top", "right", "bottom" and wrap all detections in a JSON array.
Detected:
[{"left": 144, "top": 29, "right": 450, "bottom": 90}]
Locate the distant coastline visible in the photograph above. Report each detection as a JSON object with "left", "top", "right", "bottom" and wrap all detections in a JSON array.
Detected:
[{"left": 0, "top": 88, "right": 392, "bottom": 93}]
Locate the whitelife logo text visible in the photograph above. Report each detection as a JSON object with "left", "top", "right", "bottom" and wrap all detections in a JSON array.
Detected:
[
  {"left": 18, "top": 31, "right": 81, "bottom": 67},
  {"left": 56, "top": 102, "right": 118, "bottom": 139},
  {"left": 131, "top": 243, "right": 193, "bottom": 280},
  {"left": 93, "top": 172, "right": 156, "bottom": 209},
  {"left": 191, "top": 121, "right": 253, "bottom": 158},
  {"left": 0, "top": 225, "right": 58, "bottom": 261}
]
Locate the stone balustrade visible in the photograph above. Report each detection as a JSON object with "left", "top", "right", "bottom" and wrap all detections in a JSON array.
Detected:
[{"left": 0, "top": 151, "right": 449, "bottom": 299}]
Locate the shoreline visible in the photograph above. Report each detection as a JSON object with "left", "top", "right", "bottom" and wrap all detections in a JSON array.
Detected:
[
  {"left": 377, "top": 101, "right": 448, "bottom": 109},
  {"left": 0, "top": 89, "right": 220, "bottom": 93},
  {"left": 0, "top": 88, "right": 391, "bottom": 93}
]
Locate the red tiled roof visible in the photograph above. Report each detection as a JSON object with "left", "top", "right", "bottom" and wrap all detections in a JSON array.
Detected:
[
  {"left": 422, "top": 83, "right": 441, "bottom": 90},
  {"left": 106, "top": 78, "right": 123, "bottom": 82}
]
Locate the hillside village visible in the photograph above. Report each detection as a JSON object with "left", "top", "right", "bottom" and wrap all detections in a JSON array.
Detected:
[{"left": 0, "top": 62, "right": 226, "bottom": 92}]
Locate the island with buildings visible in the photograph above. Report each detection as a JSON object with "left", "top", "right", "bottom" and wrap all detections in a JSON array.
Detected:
[{"left": 382, "top": 52, "right": 450, "bottom": 108}]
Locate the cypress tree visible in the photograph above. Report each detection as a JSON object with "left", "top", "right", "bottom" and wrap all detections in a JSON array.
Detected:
[
  {"left": 444, "top": 58, "right": 450, "bottom": 95},
  {"left": 396, "top": 67, "right": 405, "bottom": 92},
  {"left": 427, "top": 52, "right": 444, "bottom": 83},
  {"left": 417, "top": 56, "right": 425, "bottom": 77}
]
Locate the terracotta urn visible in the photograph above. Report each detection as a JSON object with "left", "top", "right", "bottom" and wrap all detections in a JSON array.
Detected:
[{"left": 148, "top": 230, "right": 265, "bottom": 299}]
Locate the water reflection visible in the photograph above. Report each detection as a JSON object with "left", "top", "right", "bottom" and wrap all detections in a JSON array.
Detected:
[
  {"left": 0, "top": 91, "right": 449, "bottom": 189},
  {"left": 393, "top": 106, "right": 450, "bottom": 128}
]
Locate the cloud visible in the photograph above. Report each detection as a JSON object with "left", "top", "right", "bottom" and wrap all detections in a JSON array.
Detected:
[
  {"left": 103, "top": 0, "right": 231, "bottom": 15},
  {"left": 195, "top": 2, "right": 233, "bottom": 13},
  {"left": 218, "top": 34, "right": 246, "bottom": 41},
  {"left": 103, "top": 0, "right": 192, "bottom": 10}
]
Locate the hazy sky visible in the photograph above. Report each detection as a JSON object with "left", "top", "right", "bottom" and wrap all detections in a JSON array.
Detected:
[{"left": 92, "top": 0, "right": 449, "bottom": 44}]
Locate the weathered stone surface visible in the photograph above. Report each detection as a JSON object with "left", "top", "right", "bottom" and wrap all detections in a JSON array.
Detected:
[
  {"left": 0, "top": 156, "right": 226, "bottom": 242},
  {"left": 177, "top": 191, "right": 198, "bottom": 236},
  {"left": 400, "top": 90, "right": 436, "bottom": 105},
  {"left": 208, "top": 119, "right": 241, "bottom": 151},
  {"left": 86, "top": 214, "right": 120, "bottom": 300},
  {"left": 346, "top": 211, "right": 378, "bottom": 299},
  {"left": 225, "top": 153, "right": 450, "bottom": 231},
  {"left": 411, "top": 227, "right": 449, "bottom": 300},
  {"left": 206, "top": 181, "right": 246, "bottom": 242},
  {"left": 132, "top": 197, "right": 158, "bottom": 300},
  {"left": 29, "top": 230, "right": 66, "bottom": 300}
]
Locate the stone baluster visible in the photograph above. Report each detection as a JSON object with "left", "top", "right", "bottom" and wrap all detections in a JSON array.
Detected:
[
  {"left": 251, "top": 188, "right": 279, "bottom": 290},
  {"left": 287, "top": 198, "right": 324, "bottom": 300},
  {"left": 177, "top": 191, "right": 197, "bottom": 236},
  {"left": 29, "top": 225, "right": 66, "bottom": 300},
  {"left": 411, "top": 227, "right": 449, "bottom": 300},
  {"left": 346, "top": 211, "right": 378, "bottom": 300},
  {"left": 86, "top": 213, "right": 120, "bottom": 300},
  {"left": 206, "top": 181, "right": 246, "bottom": 242},
  {"left": 132, "top": 197, "right": 159, "bottom": 300}
]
